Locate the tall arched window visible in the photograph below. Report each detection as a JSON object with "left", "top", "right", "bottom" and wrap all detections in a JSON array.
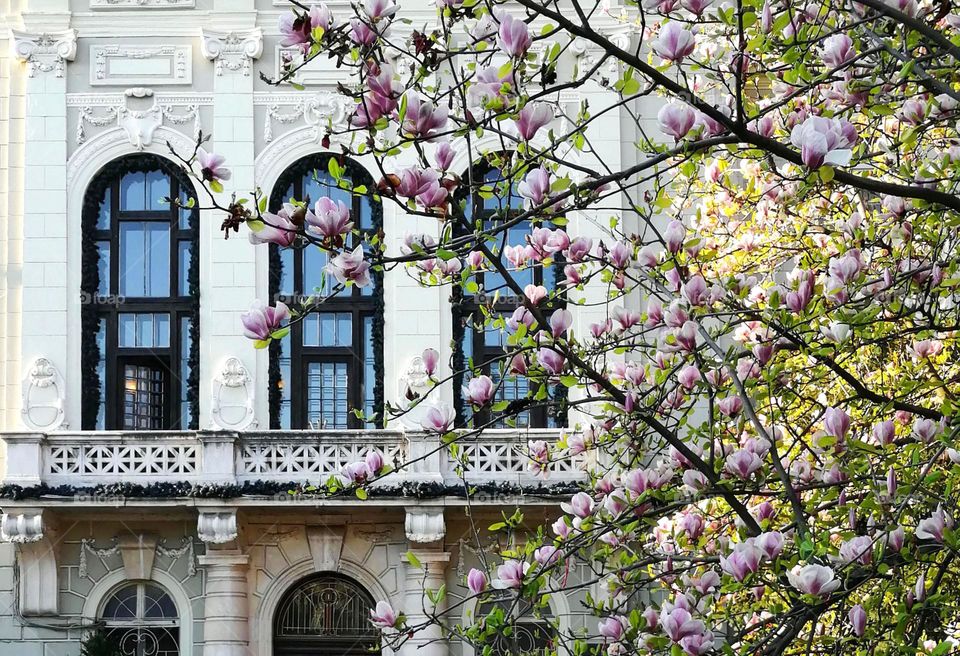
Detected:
[
  {"left": 268, "top": 154, "right": 383, "bottom": 429},
  {"left": 81, "top": 155, "right": 199, "bottom": 431},
  {"left": 453, "top": 159, "right": 566, "bottom": 429},
  {"left": 100, "top": 581, "right": 181, "bottom": 656}
]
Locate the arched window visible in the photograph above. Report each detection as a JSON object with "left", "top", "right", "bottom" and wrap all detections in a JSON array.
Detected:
[
  {"left": 81, "top": 155, "right": 199, "bottom": 431},
  {"left": 453, "top": 159, "right": 565, "bottom": 429},
  {"left": 268, "top": 154, "right": 383, "bottom": 429},
  {"left": 100, "top": 581, "right": 180, "bottom": 656},
  {"left": 273, "top": 573, "right": 380, "bottom": 656}
]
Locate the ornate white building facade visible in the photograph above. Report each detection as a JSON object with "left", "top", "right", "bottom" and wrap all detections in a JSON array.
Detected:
[{"left": 0, "top": 0, "right": 650, "bottom": 654}]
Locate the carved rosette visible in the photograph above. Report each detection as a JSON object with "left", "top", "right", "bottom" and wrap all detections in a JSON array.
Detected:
[
  {"left": 201, "top": 29, "right": 264, "bottom": 77},
  {"left": 10, "top": 30, "right": 77, "bottom": 78},
  {"left": 210, "top": 357, "right": 257, "bottom": 430},
  {"left": 198, "top": 510, "right": 239, "bottom": 544},
  {"left": 21, "top": 358, "right": 66, "bottom": 431}
]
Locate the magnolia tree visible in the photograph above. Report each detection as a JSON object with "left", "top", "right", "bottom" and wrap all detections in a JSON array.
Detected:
[{"left": 178, "top": 0, "right": 960, "bottom": 652}]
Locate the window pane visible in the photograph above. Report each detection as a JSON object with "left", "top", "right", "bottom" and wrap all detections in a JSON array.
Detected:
[
  {"left": 97, "top": 188, "right": 111, "bottom": 230},
  {"left": 96, "top": 241, "right": 110, "bottom": 296},
  {"left": 179, "top": 190, "right": 193, "bottom": 230},
  {"left": 363, "top": 315, "right": 376, "bottom": 426},
  {"left": 102, "top": 585, "right": 138, "bottom": 620},
  {"left": 303, "top": 312, "right": 353, "bottom": 347},
  {"left": 178, "top": 241, "right": 192, "bottom": 296},
  {"left": 306, "top": 361, "right": 349, "bottom": 429},
  {"left": 146, "top": 169, "right": 170, "bottom": 211},
  {"left": 119, "top": 313, "right": 170, "bottom": 348},
  {"left": 122, "top": 362, "right": 166, "bottom": 430},
  {"left": 143, "top": 584, "right": 178, "bottom": 619},
  {"left": 278, "top": 334, "right": 291, "bottom": 430},
  {"left": 278, "top": 247, "right": 295, "bottom": 297},
  {"left": 120, "top": 171, "right": 146, "bottom": 211},
  {"left": 119, "top": 222, "right": 170, "bottom": 297},
  {"left": 492, "top": 361, "right": 531, "bottom": 428},
  {"left": 180, "top": 317, "right": 192, "bottom": 429},
  {"left": 303, "top": 247, "right": 336, "bottom": 296}
]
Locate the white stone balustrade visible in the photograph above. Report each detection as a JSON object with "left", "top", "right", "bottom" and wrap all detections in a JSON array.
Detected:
[{"left": 1, "top": 429, "right": 589, "bottom": 488}]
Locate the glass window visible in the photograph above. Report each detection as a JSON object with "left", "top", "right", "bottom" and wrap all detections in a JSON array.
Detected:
[
  {"left": 82, "top": 156, "right": 198, "bottom": 431},
  {"left": 101, "top": 582, "right": 180, "bottom": 656},
  {"left": 268, "top": 154, "right": 383, "bottom": 430}
]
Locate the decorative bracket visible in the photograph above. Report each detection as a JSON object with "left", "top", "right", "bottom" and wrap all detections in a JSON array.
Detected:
[
  {"left": 10, "top": 29, "right": 77, "bottom": 78},
  {"left": 210, "top": 357, "right": 257, "bottom": 430},
  {"left": 405, "top": 509, "right": 445, "bottom": 544},
  {"left": 21, "top": 358, "right": 66, "bottom": 431},
  {"left": 306, "top": 525, "right": 345, "bottom": 571},
  {"left": 198, "top": 509, "right": 239, "bottom": 544},
  {"left": 1, "top": 510, "right": 46, "bottom": 543},
  {"left": 201, "top": 29, "right": 263, "bottom": 77}
]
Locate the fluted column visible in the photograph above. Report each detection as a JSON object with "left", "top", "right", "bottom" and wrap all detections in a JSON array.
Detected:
[
  {"left": 402, "top": 549, "right": 451, "bottom": 656},
  {"left": 197, "top": 549, "right": 250, "bottom": 656}
]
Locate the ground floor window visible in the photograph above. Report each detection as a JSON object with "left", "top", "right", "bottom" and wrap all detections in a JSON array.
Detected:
[{"left": 100, "top": 581, "right": 180, "bottom": 656}]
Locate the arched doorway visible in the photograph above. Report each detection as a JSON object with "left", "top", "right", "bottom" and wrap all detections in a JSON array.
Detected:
[{"left": 273, "top": 573, "right": 381, "bottom": 656}]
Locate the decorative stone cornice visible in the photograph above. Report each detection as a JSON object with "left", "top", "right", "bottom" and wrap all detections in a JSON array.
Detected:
[
  {"left": 198, "top": 509, "right": 239, "bottom": 544},
  {"left": 9, "top": 29, "right": 77, "bottom": 78},
  {"left": 405, "top": 508, "right": 445, "bottom": 544},
  {"left": 201, "top": 29, "right": 263, "bottom": 77},
  {"left": 0, "top": 510, "right": 46, "bottom": 543}
]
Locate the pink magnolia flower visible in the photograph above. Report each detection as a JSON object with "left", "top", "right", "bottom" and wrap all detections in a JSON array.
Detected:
[
  {"left": 197, "top": 151, "right": 231, "bottom": 184},
  {"left": 682, "top": 275, "right": 708, "bottom": 306},
  {"left": 598, "top": 616, "right": 625, "bottom": 641},
  {"left": 658, "top": 103, "right": 697, "bottom": 140},
  {"left": 497, "top": 12, "right": 532, "bottom": 57},
  {"left": 493, "top": 560, "right": 528, "bottom": 589},
  {"left": 534, "top": 545, "right": 561, "bottom": 567},
  {"left": 463, "top": 375, "right": 495, "bottom": 406},
  {"left": 787, "top": 564, "right": 841, "bottom": 597},
  {"left": 562, "top": 491, "right": 594, "bottom": 518},
  {"left": 725, "top": 449, "right": 762, "bottom": 479},
  {"left": 550, "top": 309, "right": 573, "bottom": 338},
  {"left": 916, "top": 506, "right": 952, "bottom": 542},
  {"left": 838, "top": 536, "right": 873, "bottom": 565},
  {"left": 680, "top": 631, "right": 715, "bottom": 656},
  {"left": 250, "top": 205, "right": 299, "bottom": 247},
  {"left": 342, "top": 461, "right": 373, "bottom": 485},
  {"left": 720, "top": 543, "right": 763, "bottom": 581},
  {"left": 609, "top": 242, "right": 633, "bottom": 269},
  {"left": 665, "top": 220, "right": 686, "bottom": 253},
  {"left": 910, "top": 339, "right": 943, "bottom": 359},
  {"left": 552, "top": 516, "right": 572, "bottom": 539},
  {"left": 756, "top": 531, "right": 785, "bottom": 560},
  {"left": 279, "top": 5, "right": 333, "bottom": 50},
  {"left": 467, "top": 568, "right": 488, "bottom": 594},
  {"left": 683, "top": 0, "right": 713, "bottom": 14},
  {"left": 325, "top": 245, "right": 372, "bottom": 288},
  {"left": 308, "top": 197, "right": 353, "bottom": 241},
  {"left": 349, "top": 18, "right": 377, "bottom": 46},
  {"left": 823, "top": 407, "right": 851, "bottom": 439},
  {"left": 899, "top": 98, "right": 926, "bottom": 125},
  {"left": 365, "top": 450, "right": 385, "bottom": 474},
  {"left": 717, "top": 396, "right": 743, "bottom": 417},
  {"left": 565, "top": 237, "right": 593, "bottom": 262},
  {"left": 677, "top": 365, "right": 701, "bottom": 390},
  {"left": 661, "top": 607, "right": 705, "bottom": 643},
  {"left": 433, "top": 142, "right": 455, "bottom": 170},
  {"left": 822, "top": 34, "right": 856, "bottom": 68},
  {"left": 538, "top": 348, "right": 565, "bottom": 375},
  {"left": 912, "top": 418, "right": 939, "bottom": 443},
  {"left": 402, "top": 93, "right": 448, "bottom": 139},
  {"left": 524, "top": 284, "right": 548, "bottom": 305},
  {"left": 363, "top": 0, "right": 398, "bottom": 22},
  {"left": 848, "top": 604, "right": 866, "bottom": 637},
  {"left": 422, "top": 348, "right": 439, "bottom": 376},
  {"left": 514, "top": 103, "right": 554, "bottom": 141},
  {"left": 421, "top": 403, "right": 456, "bottom": 433},
  {"left": 518, "top": 167, "right": 551, "bottom": 206},
  {"left": 653, "top": 22, "right": 696, "bottom": 63},
  {"left": 241, "top": 300, "right": 289, "bottom": 341},
  {"left": 369, "top": 601, "right": 398, "bottom": 629},
  {"left": 789, "top": 116, "right": 858, "bottom": 168}
]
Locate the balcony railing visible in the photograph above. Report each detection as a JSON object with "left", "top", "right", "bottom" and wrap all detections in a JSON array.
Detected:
[{"left": 2, "top": 429, "right": 589, "bottom": 490}]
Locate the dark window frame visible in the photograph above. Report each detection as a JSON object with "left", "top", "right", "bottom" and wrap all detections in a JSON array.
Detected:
[
  {"left": 451, "top": 159, "right": 567, "bottom": 429},
  {"left": 81, "top": 155, "right": 200, "bottom": 431},
  {"left": 267, "top": 154, "right": 384, "bottom": 430}
]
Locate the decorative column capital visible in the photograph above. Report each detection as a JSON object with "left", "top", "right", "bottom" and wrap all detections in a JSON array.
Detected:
[
  {"left": 197, "top": 509, "right": 239, "bottom": 544},
  {"left": 405, "top": 508, "right": 445, "bottom": 544},
  {"left": 201, "top": 28, "right": 263, "bottom": 77},
  {"left": 0, "top": 509, "right": 46, "bottom": 543},
  {"left": 9, "top": 29, "right": 77, "bottom": 78}
]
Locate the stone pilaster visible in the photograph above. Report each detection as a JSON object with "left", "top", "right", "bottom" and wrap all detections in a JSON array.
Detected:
[
  {"left": 197, "top": 548, "right": 250, "bottom": 656},
  {"left": 402, "top": 549, "right": 451, "bottom": 656}
]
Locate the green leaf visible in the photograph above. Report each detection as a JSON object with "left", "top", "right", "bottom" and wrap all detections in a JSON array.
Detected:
[
  {"left": 210, "top": 180, "right": 224, "bottom": 194},
  {"left": 253, "top": 339, "right": 270, "bottom": 350},
  {"left": 355, "top": 487, "right": 368, "bottom": 500},
  {"left": 405, "top": 551, "right": 421, "bottom": 568},
  {"left": 818, "top": 166, "right": 835, "bottom": 182},
  {"left": 271, "top": 327, "right": 290, "bottom": 340},
  {"left": 436, "top": 248, "right": 457, "bottom": 261}
]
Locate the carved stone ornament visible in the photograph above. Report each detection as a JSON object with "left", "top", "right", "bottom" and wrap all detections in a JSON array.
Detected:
[
  {"left": 197, "top": 510, "right": 239, "bottom": 544},
  {"left": 71, "top": 89, "right": 205, "bottom": 150},
  {"left": 21, "top": 358, "right": 66, "bottom": 431},
  {"left": 398, "top": 356, "right": 432, "bottom": 429},
  {"left": 259, "top": 91, "right": 352, "bottom": 143},
  {"left": 91, "top": 0, "right": 195, "bottom": 8},
  {"left": 405, "top": 509, "right": 446, "bottom": 544},
  {"left": 0, "top": 511, "right": 45, "bottom": 543},
  {"left": 201, "top": 29, "right": 263, "bottom": 77},
  {"left": 211, "top": 357, "right": 257, "bottom": 430},
  {"left": 10, "top": 30, "right": 77, "bottom": 78}
]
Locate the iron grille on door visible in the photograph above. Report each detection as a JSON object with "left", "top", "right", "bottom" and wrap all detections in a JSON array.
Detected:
[{"left": 274, "top": 573, "right": 381, "bottom": 656}]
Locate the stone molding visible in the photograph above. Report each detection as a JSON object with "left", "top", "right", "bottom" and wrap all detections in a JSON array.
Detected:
[
  {"left": 405, "top": 508, "right": 445, "bottom": 544},
  {"left": 201, "top": 28, "right": 263, "bottom": 77},
  {"left": 9, "top": 29, "right": 77, "bottom": 77}
]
